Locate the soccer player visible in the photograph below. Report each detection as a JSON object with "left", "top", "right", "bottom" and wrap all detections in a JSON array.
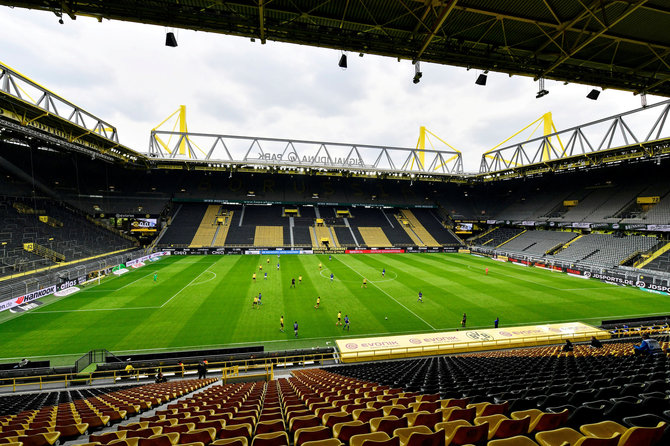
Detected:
[
  {"left": 382, "top": 268, "right": 385, "bottom": 277},
  {"left": 154, "top": 273, "right": 158, "bottom": 282},
  {"left": 267, "top": 258, "right": 270, "bottom": 264},
  {"left": 293, "top": 321, "right": 299, "bottom": 337},
  {"left": 485, "top": 267, "right": 489, "bottom": 275},
  {"left": 336, "top": 311, "right": 342, "bottom": 326},
  {"left": 329, "top": 255, "right": 332, "bottom": 261},
  {"left": 494, "top": 317, "right": 499, "bottom": 328},
  {"left": 361, "top": 278, "right": 367, "bottom": 288},
  {"left": 253, "top": 295, "right": 258, "bottom": 308},
  {"left": 343, "top": 315, "right": 350, "bottom": 331},
  {"left": 418, "top": 291, "right": 423, "bottom": 303},
  {"left": 264, "top": 272, "right": 268, "bottom": 280},
  {"left": 290, "top": 278, "right": 296, "bottom": 288},
  {"left": 280, "top": 315, "right": 284, "bottom": 332},
  {"left": 314, "top": 296, "right": 320, "bottom": 309},
  {"left": 277, "top": 263, "right": 280, "bottom": 270},
  {"left": 298, "top": 275, "right": 302, "bottom": 284},
  {"left": 330, "top": 273, "right": 334, "bottom": 282},
  {"left": 258, "top": 292, "right": 262, "bottom": 306},
  {"left": 252, "top": 273, "right": 256, "bottom": 282},
  {"left": 462, "top": 313, "right": 467, "bottom": 328},
  {"left": 259, "top": 265, "right": 263, "bottom": 271},
  {"left": 319, "top": 262, "right": 322, "bottom": 270}
]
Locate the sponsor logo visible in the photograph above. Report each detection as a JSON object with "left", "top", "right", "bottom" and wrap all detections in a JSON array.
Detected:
[
  {"left": 423, "top": 336, "right": 459, "bottom": 342},
  {"left": 257, "top": 152, "right": 365, "bottom": 167},
  {"left": 408, "top": 338, "right": 422, "bottom": 344},
  {"left": 466, "top": 332, "right": 494, "bottom": 341},
  {"left": 59, "top": 279, "right": 78, "bottom": 290},
  {"left": 55, "top": 287, "right": 80, "bottom": 297},
  {"left": 1, "top": 285, "right": 57, "bottom": 313},
  {"left": 345, "top": 343, "right": 358, "bottom": 350},
  {"left": 345, "top": 249, "right": 405, "bottom": 254},
  {"left": 360, "top": 341, "right": 400, "bottom": 348},
  {"left": 584, "top": 272, "right": 592, "bottom": 278}
]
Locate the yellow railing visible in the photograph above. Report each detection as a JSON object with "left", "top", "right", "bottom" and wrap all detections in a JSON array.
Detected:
[
  {"left": 0, "top": 352, "right": 334, "bottom": 393},
  {"left": 222, "top": 363, "right": 274, "bottom": 384}
]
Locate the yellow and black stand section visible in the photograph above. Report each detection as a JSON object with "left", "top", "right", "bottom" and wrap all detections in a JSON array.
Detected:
[{"left": 222, "top": 363, "right": 274, "bottom": 384}]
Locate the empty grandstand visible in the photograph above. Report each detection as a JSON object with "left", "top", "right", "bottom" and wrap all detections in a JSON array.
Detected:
[{"left": 2, "top": 5, "right": 670, "bottom": 445}]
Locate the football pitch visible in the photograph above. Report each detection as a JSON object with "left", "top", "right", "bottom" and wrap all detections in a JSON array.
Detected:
[{"left": 1, "top": 253, "right": 668, "bottom": 366}]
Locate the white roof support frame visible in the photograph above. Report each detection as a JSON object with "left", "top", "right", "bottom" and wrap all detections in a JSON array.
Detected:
[{"left": 148, "top": 130, "right": 464, "bottom": 176}]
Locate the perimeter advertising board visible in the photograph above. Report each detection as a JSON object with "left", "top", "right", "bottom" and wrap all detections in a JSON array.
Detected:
[
  {"left": 337, "top": 322, "right": 607, "bottom": 362},
  {"left": 0, "top": 285, "right": 57, "bottom": 313}
]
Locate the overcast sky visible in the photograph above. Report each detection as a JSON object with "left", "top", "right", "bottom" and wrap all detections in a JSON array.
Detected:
[{"left": 0, "top": 7, "right": 663, "bottom": 172}]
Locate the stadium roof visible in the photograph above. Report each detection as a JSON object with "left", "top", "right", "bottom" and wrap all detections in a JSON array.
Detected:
[{"left": 2, "top": 1, "right": 670, "bottom": 96}]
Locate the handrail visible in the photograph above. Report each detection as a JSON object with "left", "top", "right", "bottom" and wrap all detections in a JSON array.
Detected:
[{"left": 0, "top": 351, "right": 334, "bottom": 393}]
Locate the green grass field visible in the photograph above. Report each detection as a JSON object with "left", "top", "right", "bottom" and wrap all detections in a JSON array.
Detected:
[{"left": 1, "top": 253, "right": 668, "bottom": 366}]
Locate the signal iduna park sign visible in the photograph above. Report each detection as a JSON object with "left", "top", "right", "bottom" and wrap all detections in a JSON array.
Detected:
[{"left": 336, "top": 322, "right": 608, "bottom": 362}]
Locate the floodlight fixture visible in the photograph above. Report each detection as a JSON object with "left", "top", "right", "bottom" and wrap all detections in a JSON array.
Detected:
[
  {"left": 338, "top": 53, "right": 347, "bottom": 69},
  {"left": 587, "top": 89, "right": 600, "bottom": 100},
  {"left": 475, "top": 72, "right": 487, "bottom": 86},
  {"left": 413, "top": 61, "right": 422, "bottom": 84},
  {"left": 165, "top": 31, "right": 178, "bottom": 47}
]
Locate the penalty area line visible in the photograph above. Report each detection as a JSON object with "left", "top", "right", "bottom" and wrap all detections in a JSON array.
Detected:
[
  {"left": 160, "top": 258, "right": 221, "bottom": 308},
  {"left": 336, "top": 256, "right": 436, "bottom": 330}
]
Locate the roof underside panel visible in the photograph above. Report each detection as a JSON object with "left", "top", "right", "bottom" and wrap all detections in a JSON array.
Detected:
[{"left": 1, "top": 0, "right": 669, "bottom": 96}]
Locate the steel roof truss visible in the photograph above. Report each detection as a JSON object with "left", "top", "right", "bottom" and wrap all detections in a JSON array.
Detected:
[{"left": 646, "top": 103, "right": 670, "bottom": 141}]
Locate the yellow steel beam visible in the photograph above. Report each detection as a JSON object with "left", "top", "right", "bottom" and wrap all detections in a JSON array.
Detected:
[
  {"left": 426, "top": 128, "right": 460, "bottom": 153},
  {"left": 152, "top": 107, "right": 181, "bottom": 131},
  {"left": 153, "top": 105, "right": 189, "bottom": 157},
  {"left": 484, "top": 114, "right": 548, "bottom": 154},
  {"left": 539, "top": 1, "right": 647, "bottom": 79},
  {"left": 445, "top": 4, "right": 670, "bottom": 53},
  {"left": 414, "top": 0, "right": 458, "bottom": 63},
  {"left": 178, "top": 105, "right": 188, "bottom": 156},
  {"left": 259, "top": 0, "right": 266, "bottom": 44}
]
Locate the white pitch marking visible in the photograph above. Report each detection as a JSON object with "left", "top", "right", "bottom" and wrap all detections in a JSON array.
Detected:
[{"left": 336, "top": 256, "right": 436, "bottom": 330}]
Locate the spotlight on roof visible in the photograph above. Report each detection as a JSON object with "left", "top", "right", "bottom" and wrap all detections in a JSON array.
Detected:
[
  {"left": 338, "top": 53, "right": 347, "bottom": 69},
  {"left": 165, "top": 32, "right": 178, "bottom": 47},
  {"left": 587, "top": 89, "right": 600, "bottom": 100},
  {"left": 475, "top": 73, "right": 487, "bottom": 86},
  {"left": 413, "top": 61, "right": 422, "bottom": 84}
]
